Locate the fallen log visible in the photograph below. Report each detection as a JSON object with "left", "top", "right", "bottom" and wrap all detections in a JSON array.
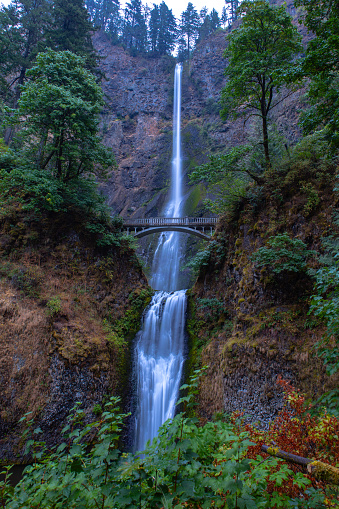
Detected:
[{"left": 261, "top": 445, "right": 339, "bottom": 485}]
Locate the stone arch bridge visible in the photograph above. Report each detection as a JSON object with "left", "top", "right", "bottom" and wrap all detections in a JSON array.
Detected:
[{"left": 122, "top": 217, "right": 218, "bottom": 240}]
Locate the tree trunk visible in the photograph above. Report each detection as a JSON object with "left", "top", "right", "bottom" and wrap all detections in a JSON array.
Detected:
[
  {"left": 261, "top": 445, "right": 339, "bottom": 485},
  {"left": 262, "top": 114, "right": 270, "bottom": 169}
]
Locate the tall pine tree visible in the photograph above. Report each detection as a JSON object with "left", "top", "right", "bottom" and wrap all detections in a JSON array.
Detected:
[
  {"left": 0, "top": 0, "right": 52, "bottom": 104},
  {"left": 47, "top": 0, "right": 97, "bottom": 70},
  {"left": 180, "top": 2, "right": 200, "bottom": 59},
  {"left": 149, "top": 2, "right": 176, "bottom": 55},
  {"left": 122, "top": 0, "right": 147, "bottom": 53}
]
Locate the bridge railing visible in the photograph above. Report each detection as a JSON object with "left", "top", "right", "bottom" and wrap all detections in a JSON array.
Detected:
[{"left": 123, "top": 217, "right": 218, "bottom": 227}]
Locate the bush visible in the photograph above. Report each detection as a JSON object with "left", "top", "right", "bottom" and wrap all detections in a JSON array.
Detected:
[
  {"left": 184, "top": 239, "right": 226, "bottom": 275},
  {"left": 1, "top": 371, "right": 331, "bottom": 509},
  {"left": 252, "top": 233, "right": 315, "bottom": 274},
  {"left": 46, "top": 296, "right": 62, "bottom": 317}
]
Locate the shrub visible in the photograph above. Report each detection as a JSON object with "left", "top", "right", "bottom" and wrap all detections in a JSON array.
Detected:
[
  {"left": 252, "top": 233, "right": 315, "bottom": 274},
  {"left": 1, "top": 371, "right": 331, "bottom": 509},
  {"left": 46, "top": 296, "right": 62, "bottom": 317}
]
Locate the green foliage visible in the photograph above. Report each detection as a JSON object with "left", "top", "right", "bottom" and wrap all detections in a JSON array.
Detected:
[
  {"left": 198, "top": 7, "right": 221, "bottom": 42},
  {"left": 6, "top": 49, "right": 114, "bottom": 182},
  {"left": 180, "top": 2, "right": 200, "bottom": 59},
  {"left": 47, "top": 0, "right": 98, "bottom": 70},
  {"left": 196, "top": 297, "right": 225, "bottom": 319},
  {"left": 46, "top": 296, "right": 62, "bottom": 317},
  {"left": 104, "top": 288, "right": 153, "bottom": 351},
  {"left": 121, "top": 0, "right": 148, "bottom": 53},
  {"left": 0, "top": 0, "right": 52, "bottom": 104},
  {"left": 252, "top": 233, "right": 315, "bottom": 274},
  {"left": 2, "top": 372, "right": 327, "bottom": 509},
  {"left": 189, "top": 124, "right": 286, "bottom": 214},
  {"left": 309, "top": 217, "right": 339, "bottom": 379},
  {"left": 92, "top": 403, "right": 103, "bottom": 416},
  {"left": 221, "top": 0, "right": 302, "bottom": 166},
  {"left": 149, "top": 2, "right": 177, "bottom": 55},
  {"left": 294, "top": 0, "right": 339, "bottom": 149},
  {"left": 0, "top": 0, "right": 98, "bottom": 113},
  {"left": 190, "top": 145, "right": 252, "bottom": 214},
  {"left": 184, "top": 239, "right": 226, "bottom": 275}
]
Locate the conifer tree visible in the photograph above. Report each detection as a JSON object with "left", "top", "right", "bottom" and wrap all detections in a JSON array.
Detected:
[
  {"left": 221, "top": 6, "right": 228, "bottom": 28},
  {"left": 180, "top": 2, "right": 200, "bottom": 59},
  {"left": 149, "top": 3, "right": 160, "bottom": 52},
  {"left": 105, "top": 1, "right": 123, "bottom": 43},
  {"left": 159, "top": 2, "right": 177, "bottom": 54},
  {"left": 0, "top": 0, "right": 52, "bottom": 104},
  {"left": 122, "top": 0, "right": 147, "bottom": 53},
  {"left": 225, "top": 0, "right": 240, "bottom": 24},
  {"left": 47, "top": 0, "right": 97, "bottom": 70},
  {"left": 86, "top": 0, "right": 122, "bottom": 43},
  {"left": 199, "top": 8, "right": 220, "bottom": 40}
]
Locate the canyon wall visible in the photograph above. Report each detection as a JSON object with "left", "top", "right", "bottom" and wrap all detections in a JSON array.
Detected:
[
  {"left": 95, "top": 2, "right": 304, "bottom": 220},
  {"left": 0, "top": 211, "right": 150, "bottom": 462}
]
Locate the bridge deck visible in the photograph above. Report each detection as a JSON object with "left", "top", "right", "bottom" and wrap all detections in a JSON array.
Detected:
[{"left": 123, "top": 217, "right": 218, "bottom": 228}]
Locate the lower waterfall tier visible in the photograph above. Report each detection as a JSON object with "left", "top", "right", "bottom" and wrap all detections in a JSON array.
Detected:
[{"left": 133, "top": 290, "right": 186, "bottom": 451}]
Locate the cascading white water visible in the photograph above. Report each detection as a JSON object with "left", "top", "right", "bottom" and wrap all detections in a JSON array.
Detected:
[{"left": 133, "top": 64, "right": 186, "bottom": 451}]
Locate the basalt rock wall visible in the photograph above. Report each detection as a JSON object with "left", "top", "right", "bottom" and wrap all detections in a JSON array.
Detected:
[
  {"left": 188, "top": 160, "right": 339, "bottom": 425},
  {"left": 95, "top": 0, "right": 304, "bottom": 220},
  {"left": 0, "top": 212, "right": 150, "bottom": 463}
]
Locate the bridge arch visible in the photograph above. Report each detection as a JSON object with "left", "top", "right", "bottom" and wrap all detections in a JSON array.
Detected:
[{"left": 133, "top": 226, "right": 211, "bottom": 240}]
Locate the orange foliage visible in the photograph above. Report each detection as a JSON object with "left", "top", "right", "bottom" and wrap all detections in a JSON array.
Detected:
[{"left": 232, "top": 377, "right": 339, "bottom": 500}]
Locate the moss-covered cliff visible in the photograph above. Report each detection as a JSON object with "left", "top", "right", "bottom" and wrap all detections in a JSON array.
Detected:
[
  {"left": 188, "top": 144, "right": 339, "bottom": 425},
  {"left": 0, "top": 206, "right": 151, "bottom": 463}
]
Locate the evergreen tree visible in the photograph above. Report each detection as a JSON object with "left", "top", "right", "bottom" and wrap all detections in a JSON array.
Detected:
[
  {"left": 47, "top": 0, "right": 97, "bottom": 70},
  {"left": 149, "top": 2, "right": 177, "bottom": 55},
  {"left": 221, "top": 6, "right": 228, "bottom": 28},
  {"left": 177, "top": 35, "right": 187, "bottom": 61},
  {"left": 225, "top": 0, "right": 240, "bottom": 24},
  {"left": 149, "top": 3, "right": 160, "bottom": 52},
  {"left": 0, "top": 0, "right": 52, "bottom": 104},
  {"left": 122, "top": 0, "right": 147, "bottom": 53},
  {"left": 158, "top": 2, "right": 177, "bottom": 55},
  {"left": 199, "top": 8, "right": 220, "bottom": 40},
  {"left": 180, "top": 2, "right": 200, "bottom": 59},
  {"left": 210, "top": 8, "right": 221, "bottom": 30},
  {"left": 85, "top": 0, "right": 122, "bottom": 43},
  {"left": 105, "top": 0, "right": 123, "bottom": 43}
]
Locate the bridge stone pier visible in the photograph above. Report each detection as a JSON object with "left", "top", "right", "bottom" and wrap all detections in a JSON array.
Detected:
[{"left": 122, "top": 217, "right": 218, "bottom": 240}]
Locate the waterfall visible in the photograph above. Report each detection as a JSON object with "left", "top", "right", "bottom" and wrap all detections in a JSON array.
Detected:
[{"left": 133, "top": 64, "right": 186, "bottom": 451}]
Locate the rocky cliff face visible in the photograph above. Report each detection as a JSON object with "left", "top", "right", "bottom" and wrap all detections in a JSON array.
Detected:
[
  {"left": 188, "top": 156, "right": 339, "bottom": 425},
  {"left": 0, "top": 211, "right": 150, "bottom": 462},
  {"left": 95, "top": 2, "right": 304, "bottom": 220}
]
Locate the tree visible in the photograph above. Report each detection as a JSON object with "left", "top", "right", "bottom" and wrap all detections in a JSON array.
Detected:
[
  {"left": 86, "top": 0, "right": 122, "bottom": 43},
  {"left": 198, "top": 8, "right": 221, "bottom": 41},
  {"left": 0, "top": 0, "right": 52, "bottom": 104},
  {"left": 122, "top": 0, "right": 147, "bottom": 53},
  {"left": 294, "top": 0, "right": 339, "bottom": 149},
  {"left": 149, "top": 2, "right": 177, "bottom": 55},
  {"left": 180, "top": 2, "right": 200, "bottom": 59},
  {"left": 157, "top": 1, "right": 177, "bottom": 55},
  {"left": 225, "top": 0, "right": 241, "bottom": 25},
  {"left": 221, "top": 6, "right": 228, "bottom": 28},
  {"left": 221, "top": 0, "right": 302, "bottom": 167},
  {"left": 47, "top": 0, "right": 98, "bottom": 70},
  {"left": 149, "top": 3, "right": 160, "bottom": 52},
  {"left": 9, "top": 49, "right": 113, "bottom": 182}
]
